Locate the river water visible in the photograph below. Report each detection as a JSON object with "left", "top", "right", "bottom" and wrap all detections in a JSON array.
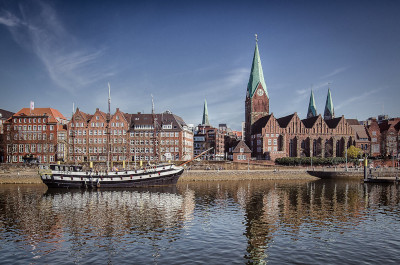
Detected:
[{"left": 0, "top": 179, "right": 399, "bottom": 264}]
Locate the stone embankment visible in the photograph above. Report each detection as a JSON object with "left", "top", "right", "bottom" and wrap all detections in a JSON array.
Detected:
[
  {"left": 180, "top": 169, "right": 318, "bottom": 181},
  {"left": 0, "top": 165, "right": 317, "bottom": 184},
  {"left": 0, "top": 166, "right": 43, "bottom": 184}
]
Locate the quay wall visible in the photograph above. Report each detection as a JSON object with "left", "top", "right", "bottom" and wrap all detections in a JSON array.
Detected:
[{"left": 180, "top": 170, "right": 318, "bottom": 181}]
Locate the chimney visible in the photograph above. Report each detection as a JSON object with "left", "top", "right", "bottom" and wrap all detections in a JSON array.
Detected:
[{"left": 96, "top": 108, "right": 99, "bottom": 111}]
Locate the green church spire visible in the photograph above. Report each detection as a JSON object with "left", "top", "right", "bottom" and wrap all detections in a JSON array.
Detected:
[
  {"left": 307, "top": 89, "right": 317, "bottom": 118},
  {"left": 202, "top": 98, "right": 210, "bottom": 126},
  {"left": 324, "top": 88, "right": 335, "bottom": 120},
  {"left": 247, "top": 34, "right": 268, "bottom": 98}
]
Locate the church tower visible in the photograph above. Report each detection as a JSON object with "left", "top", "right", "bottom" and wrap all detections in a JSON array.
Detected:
[
  {"left": 307, "top": 89, "right": 317, "bottom": 118},
  {"left": 202, "top": 98, "right": 210, "bottom": 126},
  {"left": 245, "top": 35, "right": 269, "bottom": 146},
  {"left": 324, "top": 88, "right": 335, "bottom": 120}
]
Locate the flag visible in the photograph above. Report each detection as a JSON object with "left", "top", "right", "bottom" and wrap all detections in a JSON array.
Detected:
[{"left": 30, "top": 101, "right": 34, "bottom": 111}]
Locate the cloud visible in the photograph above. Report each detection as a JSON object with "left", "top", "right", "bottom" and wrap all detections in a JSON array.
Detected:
[
  {"left": 296, "top": 81, "right": 330, "bottom": 96},
  {"left": 0, "top": 11, "right": 20, "bottom": 27},
  {"left": 0, "top": 1, "right": 112, "bottom": 93},
  {"left": 320, "top": 66, "right": 349, "bottom": 79},
  {"left": 336, "top": 87, "right": 384, "bottom": 110}
]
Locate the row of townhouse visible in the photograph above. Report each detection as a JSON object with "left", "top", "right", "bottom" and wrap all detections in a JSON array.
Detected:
[{"left": 1, "top": 107, "right": 193, "bottom": 164}]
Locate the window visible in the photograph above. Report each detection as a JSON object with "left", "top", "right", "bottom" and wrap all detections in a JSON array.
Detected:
[{"left": 50, "top": 125, "right": 54, "bottom": 131}]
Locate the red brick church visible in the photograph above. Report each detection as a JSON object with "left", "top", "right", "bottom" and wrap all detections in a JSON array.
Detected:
[{"left": 244, "top": 37, "right": 354, "bottom": 160}]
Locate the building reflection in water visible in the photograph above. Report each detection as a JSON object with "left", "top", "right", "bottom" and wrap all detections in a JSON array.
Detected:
[{"left": 0, "top": 180, "right": 399, "bottom": 264}]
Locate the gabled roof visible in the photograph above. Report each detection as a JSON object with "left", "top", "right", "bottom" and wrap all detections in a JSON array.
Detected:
[
  {"left": 233, "top": 140, "right": 252, "bottom": 153},
  {"left": 247, "top": 41, "right": 268, "bottom": 98},
  {"left": 277, "top": 113, "right": 295, "bottom": 128},
  {"left": 302, "top": 115, "right": 320, "bottom": 128},
  {"left": 251, "top": 115, "right": 272, "bottom": 134},
  {"left": 0, "top": 109, "right": 14, "bottom": 120},
  {"left": 13, "top": 108, "right": 66, "bottom": 123},
  {"left": 325, "top": 116, "right": 342, "bottom": 129}
]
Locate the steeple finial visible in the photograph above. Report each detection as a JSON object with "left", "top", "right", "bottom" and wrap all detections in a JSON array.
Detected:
[
  {"left": 202, "top": 98, "right": 210, "bottom": 126},
  {"left": 255, "top": 33, "right": 258, "bottom": 42}
]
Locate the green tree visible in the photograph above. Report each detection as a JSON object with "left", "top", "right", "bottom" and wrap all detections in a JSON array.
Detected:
[{"left": 344, "top": 145, "right": 362, "bottom": 159}]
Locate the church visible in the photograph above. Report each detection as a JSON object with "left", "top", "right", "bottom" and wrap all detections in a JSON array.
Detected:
[{"left": 244, "top": 37, "right": 355, "bottom": 160}]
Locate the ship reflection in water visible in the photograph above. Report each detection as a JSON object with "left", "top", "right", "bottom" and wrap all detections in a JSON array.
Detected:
[{"left": 0, "top": 179, "right": 400, "bottom": 264}]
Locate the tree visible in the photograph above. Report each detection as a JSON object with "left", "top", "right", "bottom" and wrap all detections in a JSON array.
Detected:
[{"left": 344, "top": 145, "right": 362, "bottom": 159}]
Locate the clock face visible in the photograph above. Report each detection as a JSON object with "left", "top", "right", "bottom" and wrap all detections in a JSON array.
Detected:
[{"left": 257, "top": 89, "right": 264, "bottom": 96}]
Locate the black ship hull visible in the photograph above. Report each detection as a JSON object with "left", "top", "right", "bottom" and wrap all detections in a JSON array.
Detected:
[{"left": 40, "top": 164, "right": 184, "bottom": 189}]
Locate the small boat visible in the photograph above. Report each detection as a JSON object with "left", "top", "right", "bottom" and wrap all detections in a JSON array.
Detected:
[{"left": 39, "top": 163, "right": 184, "bottom": 189}]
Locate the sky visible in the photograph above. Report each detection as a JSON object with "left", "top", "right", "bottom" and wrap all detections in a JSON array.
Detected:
[{"left": 0, "top": 0, "right": 399, "bottom": 130}]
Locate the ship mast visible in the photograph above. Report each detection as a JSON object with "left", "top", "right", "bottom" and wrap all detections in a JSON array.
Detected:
[
  {"left": 151, "top": 94, "right": 158, "bottom": 163},
  {"left": 106, "top": 83, "right": 111, "bottom": 171},
  {"left": 72, "top": 102, "right": 76, "bottom": 165}
]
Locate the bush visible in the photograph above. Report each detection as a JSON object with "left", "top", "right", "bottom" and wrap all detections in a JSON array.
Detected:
[{"left": 275, "top": 157, "right": 357, "bottom": 166}]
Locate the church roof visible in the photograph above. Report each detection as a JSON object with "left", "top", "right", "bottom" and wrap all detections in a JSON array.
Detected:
[
  {"left": 307, "top": 90, "right": 317, "bottom": 118},
  {"left": 251, "top": 115, "right": 272, "bottom": 134},
  {"left": 247, "top": 40, "right": 268, "bottom": 98},
  {"left": 325, "top": 116, "right": 342, "bottom": 129},
  {"left": 202, "top": 99, "right": 210, "bottom": 126},
  {"left": 302, "top": 115, "right": 320, "bottom": 128},
  {"left": 277, "top": 113, "right": 295, "bottom": 128},
  {"left": 233, "top": 140, "right": 252, "bottom": 153}
]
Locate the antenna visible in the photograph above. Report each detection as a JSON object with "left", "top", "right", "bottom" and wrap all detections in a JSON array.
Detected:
[{"left": 151, "top": 94, "right": 155, "bottom": 115}]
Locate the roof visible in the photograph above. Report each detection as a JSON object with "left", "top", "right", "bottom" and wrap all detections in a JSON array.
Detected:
[
  {"left": 233, "top": 140, "right": 252, "bottom": 153},
  {"left": 202, "top": 99, "right": 210, "bottom": 126},
  {"left": 324, "top": 88, "right": 335, "bottom": 120},
  {"left": 12, "top": 108, "right": 67, "bottom": 123},
  {"left": 277, "top": 113, "right": 295, "bottom": 128},
  {"left": 247, "top": 41, "right": 268, "bottom": 98},
  {"left": 0, "top": 109, "right": 14, "bottom": 120},
  {"left": 307, "top": 90, "right": 317, "bottom": 118},
  {"left": 128, "top": 112, "right": 187, "bottom": 131},
  {"left": 251, "top": 115, "right": 272, "bottom": 134},
  {"left": 325, "top": 116, "right": 342, "bottom": 129},
  {"left": 351, "top": 124, "right": 369, "bottom": 139},
  {"left": 346, "top": 119, "right": 360, "bottom": 125},
  {"left": 302, "top": 115, "right": 320, "bottom": 128}
]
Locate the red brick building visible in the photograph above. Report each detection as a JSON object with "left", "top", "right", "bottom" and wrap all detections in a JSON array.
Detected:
[
  {"left": 366, "top": 117, "right": 400, "bottom": 158},
  {"left": 67, "top": 108, "right": 193, "bottom": 165},
  {"left": 0, "top": 109, "right": 14, "bottom": 163},
  {"left": 232, "top": 140, "right": 251, "bottom": 162},
  {"left": 193, "top": 100, "right": 226, "bottom": 160},
  {"left": 3, "top": 107, "right": 68, "bottom": 163},
  {"left": 245, "top": 38, "right": 355, "bottom": 160}
]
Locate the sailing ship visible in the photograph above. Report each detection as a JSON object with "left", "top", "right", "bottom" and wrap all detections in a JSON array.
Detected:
[{"left": 39, "top": 84, "right": 188, "bottom": 189}]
